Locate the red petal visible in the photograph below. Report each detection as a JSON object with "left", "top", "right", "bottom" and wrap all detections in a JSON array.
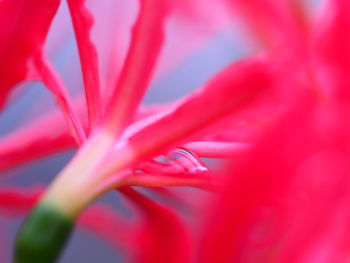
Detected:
[
  {"left": 0, "top": 103, "right": 169, "bottom": 173},
  {"left": 67, "top": 0, "right": 102, "bottom": 130},
  {"left": 126, "top": 56, "right": 273, "bottom": 163},
  {"left": 0, "top": 106, "right": 78, "bottom": 172},
  {"left": 105, "top": 0, "right": 171, "bottom": 135},
  {"left": 200, "top": 95, "right": 350, "bottom": 262},
  {"left": 228, "top": 0, "right": 309, "bottom": 49},
  {"left": 0, "top": 186, "right": 43, "bottom": 216},
  {"left": 33, "top": 51, "right": 86, "bottom": 144},
  {"left": 183, "top": 141, "right": 250, "bottom": 158},
  {"left": 0, "top": 0, "right": 60, "bottom": 109},
  {"left": 119, "top": 187, "right": 190, "bottom": 263},
  {"left": 78, "top": 203, "right": 137, "bottom": 253},
  {"left": 312, "top": 0, "right": 350, "bottom": 102}
]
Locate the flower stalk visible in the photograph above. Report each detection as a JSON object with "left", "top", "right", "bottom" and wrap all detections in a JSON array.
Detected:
[
  {"left": 14, "top": 53, "right": 272, "bottom": 262},
  {"left": 14, "top": 203, "right": 73, "bottom": 263}
]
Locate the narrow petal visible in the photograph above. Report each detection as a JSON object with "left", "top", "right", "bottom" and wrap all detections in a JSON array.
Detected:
[
  {"left": 183, "top": 141, "right": 250, "bottom": 158},
  {"left": 0, "top": 186, "right": 42, "bottom": 217},
  {"left": 0, "top": 102, "right": 165, "bottom": 173},
  {"left": 33, "top": 51, "right": 86, "bottom": 144},
  {"left": 120, "top": 56, "right": 272, "bottom": 164},
  {"left": 119, "top": 188, "right": 190, "bottom": 263},
  {"left": 121, "top": 172, "right": 220, "bottom": 190},
  {"left": 78, "top": 203, "right": 137, "bottom": 253},
  {"left": 67, "top": 0, "right": 102, "bottom": 130},
  {"left": 0, "top": 107, "right": 77, "bottom": 172},
  {"left": 105, "top": 0, "right": 171, "bottom": 135}
]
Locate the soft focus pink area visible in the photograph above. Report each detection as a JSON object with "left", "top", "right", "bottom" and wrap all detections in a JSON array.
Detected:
[
  {"left": 2, "top": 0, "right": 350, "bottom": 262},
  {"left": 0, "top": 0, "right": 60, "bottom": 109}
]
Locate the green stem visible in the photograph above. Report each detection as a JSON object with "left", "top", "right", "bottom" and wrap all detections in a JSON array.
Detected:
[
  {"left": 14, "top": 202, "right": 74, "bottom": 263},
  {"left": 13, "top": 130, "right": 132, "bottom": 262}
]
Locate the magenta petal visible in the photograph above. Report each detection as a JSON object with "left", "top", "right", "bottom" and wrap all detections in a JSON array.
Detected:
[
  {"left": 312, "top": 0, "right": 350, "bottom": 102},
  {"left": 125, "top": 56, "right": 273, "bottom": 163},
  {"left": 0, "top": 186, "right": 43, "bottom": 217},
  {"left": 67, "top": 0, "right": 102, "bottom": 130},
  {"left": 105, "top": 0, "right": 171, "bottom": 135},
  {"left": 119, "top": 188, "right": 190, "bottom": 263},
  {"left": 78, "top": 203, "right": 137, "bottom": 253},
  {"left": 183, "top": 141, "right": 250, "bottom": 158},
  {"left": 0, "top": 103, "right": 170, "bottom": 173},
  {"left": 0, "top": 107, "right": 78, "bottom": 172},
  {"left": 200, "top": 94, "right": 350, "bottom": 262},
  {"left": 228, "top": 0, "right": 309, "bottom": 49},
  {"left": 0, "top": 0, "right": 60, "bottom": 109},
  {"left": 33, "top": 51, "right": 86, "bottom": 144}
]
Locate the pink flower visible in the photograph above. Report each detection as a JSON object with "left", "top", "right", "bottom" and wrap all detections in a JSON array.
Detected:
[{"left": 0, "top": 0, "right": 349, "bottom": 262}]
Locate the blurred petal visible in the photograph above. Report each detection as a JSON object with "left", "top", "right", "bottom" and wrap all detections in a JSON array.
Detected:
[
  {"left": 33, "top": 51, "right": 86, "bottom": 143},
  {"left": 124, "top": 56, "right": 273, "bottom": 162},
  {"left": 105, "top": 0, "right": 172, "bottom": 135},
  {"left": 312, "top": 0, "right": 350, "bottom": 102},
  {"left": 227, "top": 0, "right": 310, "bottom": 50},
  {"left": 119, "top": 187, "right": 190, "bottom": 263},
  {"left": 0, "top": 0, "right": 60, "bottom": 109},
  {"left": 0, "top": 103, "right": 168, "bottom": 173},
  {"left": 67, "top": 0, "right": 102, "bottom": 129}
]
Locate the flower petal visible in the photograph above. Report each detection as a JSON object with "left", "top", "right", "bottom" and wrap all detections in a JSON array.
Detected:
[
  {"left": 105, "top": 0, "right": 171, "bottom": 135},
  {"left": 119, "top": 187, "right": 190, "bottom": 263},
  {"left": 228, "top": 0, "right": 309, "bottom": 49},
  {"left": 33, "top": 51, "right": 86, "bottom": 144},
  {"left": 125, "top": 56, "right": 273, "bottom": 163},
  {"left": 0, "top": 0, "right": 60, "bottom": 109},
  {"left": 67, "top": 0, "right": 102, "bottom": 130}
]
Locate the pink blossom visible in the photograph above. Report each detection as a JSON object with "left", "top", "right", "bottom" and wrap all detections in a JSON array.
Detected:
[{"left": 0, "top": 0, "right": 349, "bottom": 262}]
